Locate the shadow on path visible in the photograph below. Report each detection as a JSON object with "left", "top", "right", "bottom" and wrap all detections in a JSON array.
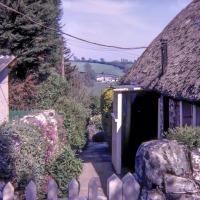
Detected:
[
  {"left": 78, "top": 142, "right": 129, "bottom": 198},
  {"left": 78, "top": 142, "right": 114, "bottom": 197}
]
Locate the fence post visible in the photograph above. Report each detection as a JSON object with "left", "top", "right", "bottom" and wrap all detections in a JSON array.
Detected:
[
  {"left": 88, "top": 177, "right": 98, "bottom": 200},
  {"left": 122, "top": 173, "right": 140, "bottom": 200},
  {"left": 3, "top": 182, "right": 14, "bottom": 200},
  {"left": 47, "top": 180, "right": 58, "bottom": 200},
  {"left": 107, "top": 174, "right": 122, "bottom": 200},
  {"left": 26, "top": 181, "right": 36, "bottom": 200},
  {"left": 68, "top": 179, "right": 79, "bottom": 200}
]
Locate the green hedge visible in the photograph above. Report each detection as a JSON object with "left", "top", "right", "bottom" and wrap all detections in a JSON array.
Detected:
[
  {"left": 100, "top": 88, "right": 114, "bottom": 148},
  {"left": 47, "top": 147, "right": 83, "bottom": 197}
]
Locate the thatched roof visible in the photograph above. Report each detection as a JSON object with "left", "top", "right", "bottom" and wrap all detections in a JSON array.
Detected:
[
  {"left": 122, "top": 0, "right": 200, "bottom": 102},
  {"left": 0, "top": 55, "right": 15, "bottom": 72}
]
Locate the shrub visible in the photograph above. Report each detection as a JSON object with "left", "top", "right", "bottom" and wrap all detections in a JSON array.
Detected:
[
  {"left": 36, "top": 70, "right": 70, "bottom": 109},
  {"left": 54, "top": 97, "right": 90, "bottom": 150},
  {"left": 100, "top": 88, "right": 114, "bottom": 148},
  {"left": 89, "top": 95, "right": 101, "bottom": 116},
  {"left": 165, "top": 126, "right": 200, "bottom": 149},
  {"left": 36, "top": 70, "right": 90, "bottom": 150},
  {"left": 0, "top": 122, "right": 47, "bottom": 198},
  {"left": 46, "top": 147, "right": 83, "bottom": 197}
]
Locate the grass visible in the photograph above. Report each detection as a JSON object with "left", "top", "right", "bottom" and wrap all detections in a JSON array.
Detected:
[
  {"left": 91, "top": 82, "right": 111, "bottom": 96},
  {"left": 71, "top": 61, "right": 124, "bottom": 77}
]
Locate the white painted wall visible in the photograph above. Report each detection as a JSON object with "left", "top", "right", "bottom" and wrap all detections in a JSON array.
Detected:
[
  {"left": 111, "top": 92, "right": 122, "bottom": 174},
  {"left": 0, "top": 67, "right": 9, "bottom": 125}
]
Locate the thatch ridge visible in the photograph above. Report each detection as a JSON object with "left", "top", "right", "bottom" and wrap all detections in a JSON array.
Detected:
[{"left": 122, "top": 0, "right": 200, "bottom": 102}]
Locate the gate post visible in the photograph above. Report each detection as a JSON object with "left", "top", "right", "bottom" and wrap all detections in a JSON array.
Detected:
[{"left": 111, "top": 91, "right": 122, "bottom": 174}]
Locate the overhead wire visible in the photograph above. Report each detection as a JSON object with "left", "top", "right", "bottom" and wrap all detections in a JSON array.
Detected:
[
  {"left": 67, "top": 41, "right": 141, "bottom": 56},
  {"left": 65, "top": 37, "right": 142, "bottom": 59},
  {"left": 0, "top": 2, "right": 148, "bottom": 51}
]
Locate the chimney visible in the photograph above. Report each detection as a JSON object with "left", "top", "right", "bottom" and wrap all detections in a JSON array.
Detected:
[{"left": 160, "top": 39, "right": 168, "bottom": 75}]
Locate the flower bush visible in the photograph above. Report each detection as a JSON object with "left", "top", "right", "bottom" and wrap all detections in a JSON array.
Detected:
[{"left": 0, "top": 110, "right": 83, "bottom": 199}]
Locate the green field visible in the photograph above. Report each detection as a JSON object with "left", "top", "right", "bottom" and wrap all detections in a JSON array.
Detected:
[
  {"left": 71, "top": 61, "right": 124, "bottom": 77},
  {"left": 91, "top": 82, "right": 111, "bottom": 96}
]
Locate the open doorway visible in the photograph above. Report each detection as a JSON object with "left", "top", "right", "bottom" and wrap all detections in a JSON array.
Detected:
[{"left": 122, "top": 91, "right": 159, "bottom": 169}]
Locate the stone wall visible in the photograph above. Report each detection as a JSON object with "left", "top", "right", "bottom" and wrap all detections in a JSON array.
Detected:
[{"left": 133, "top": 139, "right": 200, "bottom": 200}]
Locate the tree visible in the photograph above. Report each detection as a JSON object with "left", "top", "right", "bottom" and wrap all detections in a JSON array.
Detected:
[
  {"left": 100, "top": 58, "right": 105, "bottom": 63},
  {"left": 83, "top": 63, "right": 96, "bottom": 87},
  {"left": 0, "top": 0, "right": 64, "bottom": 109},
  {"left": 81, "top": 57, "right": 85, "bottom": 61}
]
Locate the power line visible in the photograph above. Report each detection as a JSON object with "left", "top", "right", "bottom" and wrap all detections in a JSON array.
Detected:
[
  {"left": 0, "top": 2, "right": 148, "bottom": 50},
  {"left": 67, "top": 41, "right": 141, "bottom": 57}
]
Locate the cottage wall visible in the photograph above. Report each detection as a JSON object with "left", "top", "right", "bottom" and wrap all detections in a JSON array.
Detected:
[
  {"left": 158, "top": 96, "right": 164, "bottom": 138},
  {"left": 169, "top": 98, "right": 180, "bottom": 128},
  {"left": 0, "top": 67, "right": 9, "bottom": 125}
]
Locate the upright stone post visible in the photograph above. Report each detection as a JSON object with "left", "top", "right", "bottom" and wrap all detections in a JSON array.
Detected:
[
  {"left": 26, "top": 181, "right": 37, "bottom": 200},
  {"left": 107, "top": 174, "right": 122, "bottom": 200},
  {"left": 47, "top": 179, "right": 58, "bottom": 200},
  {"left": 122, "top": 173, "right": 140, "bottom": 200},
  {"left": 3, "top": 182, "right": 14, "bottom": 200},
  {"left": 68, "top": 179, "right": 79, "bottom": 200},
  {"left": 88, "top": 177, "right": 98, "bottom": 200}
]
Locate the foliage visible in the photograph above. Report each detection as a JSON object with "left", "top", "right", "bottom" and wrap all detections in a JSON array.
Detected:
[
  {"left": 101, "top": 88, "right": 114, "bottom": 148},
  {"left": 46, "top": 147, "right": 83, "bottom": 197},
  {"left": 9, "top": 72, "right": 39, "bottom": 110},
  {"left": 36, "top": 70, "right": 90, "bottom": 150},
  {"left": 84, "top": 63, "right": 96, "bottom": 87},
  {"left": 0, "top": 121, "right": 48, "bottom": 198},
  {"left": 0, "top": 109, "right": 84, "bottom": 199},
  {"left": 54, "top": 97, "right": 90, "bottom": 150},
  {"left": 165, "top": 126, "right": 200, "bottom": 149},
  {"left": 0, "top": 0, "right": 66, "bottom": 109},
  {"left": 89, "top": 95, "right": 101, "bottom": 116},
  {"left": 91, "top": 82, "right": 111, "bottom": 96},
  {"left": 0, "top": 0, "right": 62, "bottom": 72},
  {"left": 36, "top": 69, "right": 70, "bottom": 109}
]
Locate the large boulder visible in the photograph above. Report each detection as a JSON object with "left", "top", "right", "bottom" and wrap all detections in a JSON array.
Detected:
[
  {"left": 135, "top": 139, "right": 191, "bottom": 188},
  {"left": 190, "top": 150, "right": 200, "bottom": 182},
  {"left": 140, "top": 188, "right": 166, "bottom": 200}
]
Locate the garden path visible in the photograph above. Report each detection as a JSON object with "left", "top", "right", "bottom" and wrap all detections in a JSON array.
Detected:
[
  {"left": 78, "top": 142, "right": 113, "bottom": 198},
  {"left": 78, "top": 142, "right": 129, "bottom": 199}
]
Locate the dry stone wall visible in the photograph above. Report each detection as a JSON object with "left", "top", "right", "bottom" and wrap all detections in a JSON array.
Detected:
[{"left": 134, "top": 139, "right": 200, "bottom": 200}]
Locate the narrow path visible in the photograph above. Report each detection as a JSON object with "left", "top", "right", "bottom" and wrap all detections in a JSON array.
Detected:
[{"left": 78, "top": 142, "right": 114, "bottom": 198}]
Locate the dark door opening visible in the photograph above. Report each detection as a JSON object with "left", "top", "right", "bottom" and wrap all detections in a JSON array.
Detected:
[{"left": 122, "top": 92, "right": 159, "bottom": 169}]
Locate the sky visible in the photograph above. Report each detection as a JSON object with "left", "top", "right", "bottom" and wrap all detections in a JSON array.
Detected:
[{"left": 61, "top": 0, "right": 192, "bottom": 62}]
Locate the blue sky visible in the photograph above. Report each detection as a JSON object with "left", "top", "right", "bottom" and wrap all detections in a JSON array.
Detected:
[{"left": 61, "top": 0, "right": 192, "bottom": 61}]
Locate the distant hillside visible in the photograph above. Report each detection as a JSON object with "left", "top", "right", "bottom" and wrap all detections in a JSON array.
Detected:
[
  {"left": 71, "top": 61, "right": 125, "bottom": 77},
  {"left": 70, "top": 60, "right": 133, "bottom": 96}
]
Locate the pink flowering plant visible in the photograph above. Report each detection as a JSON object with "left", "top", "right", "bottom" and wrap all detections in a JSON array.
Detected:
[{"left": 0, "top": 110, "right": 69, "bottom": 199}]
